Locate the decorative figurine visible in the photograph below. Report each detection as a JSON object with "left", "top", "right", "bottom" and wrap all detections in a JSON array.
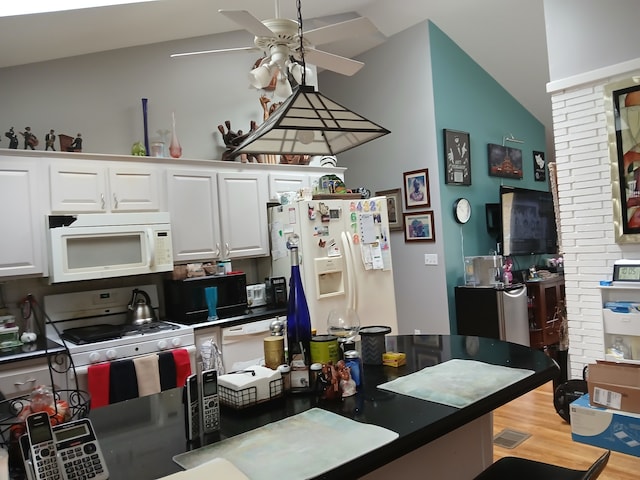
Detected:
[
  {"left": 19, "top": 127, "right": 38, "bottom": 150},
  {"left": 68, "top": 133, "right": 82, "bottom": 152},
  {"left": 217, "top": 120, "right": 261, "bottom": 163},
  {"left": 45, "top": 129, "right": 56, "bottom": 151},
  {"left": 131, "top": 141, "right": 146, "bottom": 156},
  {"left": 4, "top": 127, "right": 18, "bottom": 149}
]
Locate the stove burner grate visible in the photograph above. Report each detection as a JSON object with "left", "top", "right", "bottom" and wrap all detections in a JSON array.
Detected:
[{"left": 61, "top": 321, "right": 181, "bottom": 345}]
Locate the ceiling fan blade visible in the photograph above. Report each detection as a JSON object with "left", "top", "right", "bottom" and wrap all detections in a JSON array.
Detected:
[
  {"left": 219, "top": 9, "right": 275, "bottom": 38},
  {"left": 171, "top": 46, "right": 259, "bottom": 58},
  {"left": 304, "top": 17, "right": 378, "bottom": 46},
  {"left": 304, "top": 48, "right": 364, "bottom": 76}
]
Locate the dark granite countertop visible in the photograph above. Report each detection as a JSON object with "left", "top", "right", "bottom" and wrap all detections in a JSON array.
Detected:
[
  {"left": 75, "top": 334, "right": 559, "bottom": 480},
  {"left": 0, "top": 337, "right": 66, "bottom": 366},
  {"left": 187, "top": 305, "right": 288, "bottom": 330}
]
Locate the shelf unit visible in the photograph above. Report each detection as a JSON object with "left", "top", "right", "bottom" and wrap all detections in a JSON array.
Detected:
[
  {"left": 526, "top": 276, "right": 565, "bottom": 349},
  {"left": 599, "top": 284, "right": 640, "bottom": 364}
]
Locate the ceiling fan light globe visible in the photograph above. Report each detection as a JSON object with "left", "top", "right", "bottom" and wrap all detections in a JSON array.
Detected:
[
  {"left": 288, "top": 63, "right": 303, "bottom": 84},
  {"left": 248, "top": 65, "right": 273, "bottom": 89},
  {"left": 274, "top": 77, "right": 293, "bottom": 98}
]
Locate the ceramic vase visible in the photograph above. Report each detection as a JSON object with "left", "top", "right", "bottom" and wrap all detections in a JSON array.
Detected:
[{"left": 169, "top": 112, "right": 182, "bottom": 159}]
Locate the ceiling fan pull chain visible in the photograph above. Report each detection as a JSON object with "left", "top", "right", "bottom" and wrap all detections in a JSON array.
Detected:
[{"left": 296, "top": 0, "right": 306, "bottom": 85}]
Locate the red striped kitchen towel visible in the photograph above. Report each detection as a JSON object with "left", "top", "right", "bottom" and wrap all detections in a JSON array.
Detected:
[
  {"left": 172, "top": 348, "right": 192, "bottom": 387},
  {"left": 87, "top": 363, "right": 110, "bottom": 409}
]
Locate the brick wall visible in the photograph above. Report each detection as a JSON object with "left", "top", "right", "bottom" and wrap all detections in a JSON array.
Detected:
[{"left": 550, "top": 71, "right": 640, "bottom": 379}]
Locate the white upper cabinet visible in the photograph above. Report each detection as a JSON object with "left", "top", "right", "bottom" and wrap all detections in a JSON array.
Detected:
[
  {"left": 50, "top": 161, "right": 160, "bottom": 213},
  {"left": 268, "top": 172, "right": 309, "bottom": 201},
  {"left": 217, "top": 171, "right": 269, "bottom": 259},
  {"left": 165, "top": 168, "right": 221, "bottom": 264},
  {"left": 0, "top": 157, "right": 47, "bottom": 278}
]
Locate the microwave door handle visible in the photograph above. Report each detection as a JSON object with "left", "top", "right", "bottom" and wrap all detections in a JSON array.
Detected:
[{"left": 146, "top": 228, "right": 154, "bottom": 266}]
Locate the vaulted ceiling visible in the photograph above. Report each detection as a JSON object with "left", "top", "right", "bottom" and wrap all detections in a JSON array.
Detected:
[{"left": 0, "top": 0, "right": 552, "bottom": 154}]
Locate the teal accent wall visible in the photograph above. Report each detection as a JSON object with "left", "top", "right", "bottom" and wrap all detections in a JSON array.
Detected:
[{"left": 428, "top": 22, "right": 547, "bottom": 331}]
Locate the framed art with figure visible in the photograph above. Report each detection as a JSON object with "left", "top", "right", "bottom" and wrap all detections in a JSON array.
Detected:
[
  {"left": 533, "top": 151, "right": 546, "bottom": 181},
  {"left": 403, "top": 169, "right": 430, "bottom": 209},
  {"left": 375, "top": 188, "right": 403, "bottom": 231},
  {"left": 403, "top": 211, "right": 435, "bottom": 242},
  {"left": 605, "top": 78, "right": 640, "bottom": 243},
  {"left": 488, "top": 144, "right": 523, "bottom": 179},
  {"left": 444, "top": 129, "right": 471, "bottom": 185}
]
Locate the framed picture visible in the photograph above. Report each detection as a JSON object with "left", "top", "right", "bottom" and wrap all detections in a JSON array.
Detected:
[
  {"left": 443, "top": 129, "right": 471, "bottom": 185},
  {"left": 533, "top": 151, "right": 546, "bottom": 181},
  {"left": 403, "top": 169, "right": 430, "bottom": 208},
  {"left": 605, "top": 78, "right": 640, "bottom": 243},
  {"left": 403, "top": 211, "right": 435, "bottom": 242},
  {"left": 375, "top": 188, "right": 403, "bottom": 231},
  {"left": 488, "top": 143, "right": 523, "bottom": 179}
]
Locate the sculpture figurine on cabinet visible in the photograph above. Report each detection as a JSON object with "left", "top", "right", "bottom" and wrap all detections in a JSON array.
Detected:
[
  {"left": 217, "top": 120, "right": 261, "bottom": 163},
  {"left": 4, "top": 127, "right": 19, "bottom": 149}
]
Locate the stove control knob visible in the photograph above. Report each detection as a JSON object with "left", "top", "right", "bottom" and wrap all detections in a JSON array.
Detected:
[
  {"left": 106, "top": 349, "right": 117, "bottom": 360},
  {"left": 157, "top": 339, "right": 168, "bottom": 350},
  {"left": 89, "top": 352, "right": 101, "bottom": 363},
  {"left": 171, "top": 337, "right": 182, "bottom": 347}
]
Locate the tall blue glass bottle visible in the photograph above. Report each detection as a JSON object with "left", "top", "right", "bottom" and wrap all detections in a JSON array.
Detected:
[{"left": 286, "top": 235, "right": 312, "bottom": 392}]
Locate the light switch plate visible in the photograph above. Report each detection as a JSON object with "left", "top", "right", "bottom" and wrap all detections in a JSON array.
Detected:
[{"left": 424, "top": 253, "right": 438, "bottom": 265}]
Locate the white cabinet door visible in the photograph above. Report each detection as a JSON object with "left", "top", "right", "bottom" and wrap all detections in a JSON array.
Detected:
[
  {"left": 50, "top": 161, "right": 160, "bottom": 213},
  {"left": 217, "top": 171, "right": 269, "bottom": 259},
  {"left": 268, "top": 172, "right": 309, "bottom": 201},
  {"left": 0, "top": 158, "right": 47, "bottom": 278},
  {"left": 166, "top": 168, "right": 222, "bottom": 263}
]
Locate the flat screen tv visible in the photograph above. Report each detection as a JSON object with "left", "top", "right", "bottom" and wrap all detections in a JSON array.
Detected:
[{"left": 500, "top": 185, "right": 558, "bottom": 256}]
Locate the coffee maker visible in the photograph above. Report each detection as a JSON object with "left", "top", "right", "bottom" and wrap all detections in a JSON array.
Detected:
[{"left": 266, "top": 277, "right": 287, "bottom": 307}]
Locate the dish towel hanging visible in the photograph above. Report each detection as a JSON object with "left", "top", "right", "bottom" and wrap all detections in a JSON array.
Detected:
[
  {"left": 158, "top": 351, "right": 178, "bottom": 390},
  {"left": 87, "top": 363, "right": 111, "bottom": 409},
  {"left": 133, "top": 354, "right": 162, "bottom": 397},
  {"left": 109, "top": 359, "right": 139, "bottom": 404},
  {"left": 172, "top": 348, "right": 192, "bottom": 388}
]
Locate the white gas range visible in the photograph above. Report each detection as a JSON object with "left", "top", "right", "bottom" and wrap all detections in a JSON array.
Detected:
[{"left": 44, "top": 285, "right": 195, "bottom": 387}]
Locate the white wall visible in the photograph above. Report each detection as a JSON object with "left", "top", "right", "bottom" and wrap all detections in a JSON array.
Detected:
[
  {"left": 320, "top": 22, "right": 450, "bottom": 335},
  {"left": 0, "top": 29, "right": 302, "bottom": 160}
]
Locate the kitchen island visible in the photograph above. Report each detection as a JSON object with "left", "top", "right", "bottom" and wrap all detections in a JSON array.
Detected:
[{"left": 78, "top": 334, "right": 559, "bottom": 480}]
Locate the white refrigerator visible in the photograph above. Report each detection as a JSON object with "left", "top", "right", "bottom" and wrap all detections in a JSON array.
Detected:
[{"left": 268, "top": 196, "right": 398, "bottom": 336}]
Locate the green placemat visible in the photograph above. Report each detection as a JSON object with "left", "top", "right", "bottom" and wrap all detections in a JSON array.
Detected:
[
  {"left": 173, "top": 408, "right": 398, "bottom": 479},
  {"left": 378, "top": 359, "right": 534, "bottom": 408}
]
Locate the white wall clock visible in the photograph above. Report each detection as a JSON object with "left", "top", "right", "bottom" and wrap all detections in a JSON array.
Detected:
[{"left": 453, "top": 198, "right": 471, "bottom": 224}]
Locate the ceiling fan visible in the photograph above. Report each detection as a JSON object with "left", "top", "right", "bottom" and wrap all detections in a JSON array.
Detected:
[{"left": 171, "top": 0, "right": 380, "bottom": 96}]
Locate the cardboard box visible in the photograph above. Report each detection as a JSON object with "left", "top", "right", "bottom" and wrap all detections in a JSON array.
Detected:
[
  {"left": 570, "top": 394, "right": 640, "bottom": 457},
  {"left": 382, "top": 352, "right": 406, "bottom": 368},
  {"left": 588, "top": 361, "right": 640, "bottom": 413}
]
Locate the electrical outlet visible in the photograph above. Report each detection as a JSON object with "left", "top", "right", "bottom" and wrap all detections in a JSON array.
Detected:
[{"left": 424, "top": 253, "right": 438, "bottom": 266}]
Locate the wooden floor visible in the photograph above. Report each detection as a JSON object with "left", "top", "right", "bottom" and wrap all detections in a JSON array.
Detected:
[{"left": 492, "top": 381, "right": 640, "bottom": 479}]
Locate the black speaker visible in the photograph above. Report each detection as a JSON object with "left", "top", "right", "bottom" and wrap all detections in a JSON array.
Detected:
[{"left": 485, "top": 203, "right": 501, "bottom": 238}]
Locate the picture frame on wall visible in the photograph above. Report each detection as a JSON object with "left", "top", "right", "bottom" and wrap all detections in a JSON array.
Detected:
[
  {"left": 604, "top": 77, "right": 640, "bottom": 243},
  {"left": 488, "top": 143, "right": 523, "bottom": 179},
  {"left": 443, "top": 129, "right": 471, "bottom": 186},
  {"left": 403, "top": 211, "right": 435, "bottom": 242},
  {"left": 375, "top": 188, "right": 403, "bottom": 231},
  {"left": 403, "top": 169, "right": 430, "bottom": 209},
  {"left": 533, "top": 151, "right": 546, "bottom": 182}
]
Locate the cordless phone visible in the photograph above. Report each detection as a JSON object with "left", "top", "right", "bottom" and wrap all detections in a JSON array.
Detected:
[
  {"left": 19, "top": 434, "right": 35, "bottom": 480},
  {"left": 201, "top": 369, "right": 220, "bottom": 434},
  {"left": 184, "top": 373, "right": 201, "bottom": 442},
  {"left": 24, "top": 412, "right": 109, "bottom": 480},
  {"left": 25, "top": 412, "right": 62, "bottom": 480}
]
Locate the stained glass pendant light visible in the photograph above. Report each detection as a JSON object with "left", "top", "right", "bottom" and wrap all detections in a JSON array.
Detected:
[{"left": 233, "top": 0, "right": 390, "bottom": 157}]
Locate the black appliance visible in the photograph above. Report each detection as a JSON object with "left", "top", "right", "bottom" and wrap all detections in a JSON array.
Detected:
[
  {"left": 266, "top": 276, "right": 287, "bottom": 308},
  {"left": 164, "top": 273, "right": 248, "bottom": 324}
]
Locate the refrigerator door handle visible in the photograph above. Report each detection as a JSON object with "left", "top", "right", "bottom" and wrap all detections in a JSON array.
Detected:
[{"left": 341, "top": 231, "right": 357, "bottom": 312}]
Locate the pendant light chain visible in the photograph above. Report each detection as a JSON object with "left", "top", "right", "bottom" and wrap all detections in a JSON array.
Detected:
[{"left": 296, "top": 0, "right": 306, "bottom": 85}]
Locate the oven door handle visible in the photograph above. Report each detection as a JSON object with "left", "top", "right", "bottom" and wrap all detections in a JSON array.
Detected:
[{"left": 71, "top": 345, "right": 197, "bottom": 376}]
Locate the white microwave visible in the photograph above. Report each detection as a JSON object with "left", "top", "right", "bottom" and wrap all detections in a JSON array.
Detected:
[{"left": 47, "top": 212, "right": 174, "bottom": 283}]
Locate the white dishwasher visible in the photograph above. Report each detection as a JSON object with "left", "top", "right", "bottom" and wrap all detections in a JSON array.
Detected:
[{"left": 221, "top": 317, "right": 280, "bottom": 372}]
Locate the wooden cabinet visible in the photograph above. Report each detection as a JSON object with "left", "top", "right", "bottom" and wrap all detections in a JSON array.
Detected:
[
  {"left": 166, "top": 169, "right": 269, "bottom": 262},
  {"left": 217, "top": 171, "right": 269, "bottom": 259},
  {"left": 526, "top": 277, "right": 565, "bottom": 349},
  {"left": 50, "top": 161, "right": 160, "bottom": 213},
  {"left": 165, "top": 168, "right": 221, "bottom": 264},
  {"left": 0, "top": 157, "right": 47, "bottom": 278}
]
